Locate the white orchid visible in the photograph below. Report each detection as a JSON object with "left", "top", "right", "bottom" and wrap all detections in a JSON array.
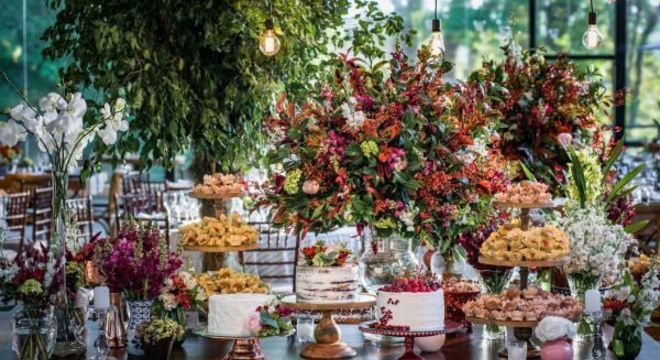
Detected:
[
  {"left": 341, "top": 97, "right": 366, "bottom": 129},
  {"left": 2, "top": 92, "right": 128, "bottom": 171}
]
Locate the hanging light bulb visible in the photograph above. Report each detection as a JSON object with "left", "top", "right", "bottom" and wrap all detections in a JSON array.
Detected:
[
  {"left": 259, "top": 3, "right": 280, "bottom": 57},
  {"left": 582, "top": 1, "right": 604, "bottom": 49},
  {"left": 428, "top": 0, "right": 445, "bottom": 58}
]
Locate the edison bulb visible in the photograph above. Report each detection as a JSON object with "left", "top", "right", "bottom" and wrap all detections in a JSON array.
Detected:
[
  {"left": 429, "top": 30, "right": 445, "bottom": 58},
  {"left": 582, "top": 25, "right": 604, "bottom": 49},
  {"left": 259, "top": 28, "right": 280, "bottom": 56}
]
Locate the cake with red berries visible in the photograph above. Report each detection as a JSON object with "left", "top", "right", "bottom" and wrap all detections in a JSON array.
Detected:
[
  {"left": 376, "top": 276, "right": 445, "bottom": 331},
  {"left": 295, "top": 241, "right": 359, "bottom": 303}
]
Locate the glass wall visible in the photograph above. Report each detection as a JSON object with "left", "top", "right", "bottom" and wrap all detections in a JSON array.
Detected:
[{"left": 2, "top": 0, "right": 659, "bottom": 144}]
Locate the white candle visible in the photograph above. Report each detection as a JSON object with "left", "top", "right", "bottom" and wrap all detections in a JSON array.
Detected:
[
  {"left": 584, "top": 289, "right": 601, "bottom": 313},
  {"left": 75, "top": 288, "right": 90, "bottom": 308},
  {"left": 93, "top": 286, "right": 110, "bottom": 310}
]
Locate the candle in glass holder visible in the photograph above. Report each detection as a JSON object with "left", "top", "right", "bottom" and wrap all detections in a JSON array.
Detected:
[
  {"left": 507, "top": 340, "right": 527, "bottom": 360},
  {"left": 296, "top": 317, "right": 315, "bottom": 343},
  {"left": 94, "top": 286, "right": 111, "bottom": 310},
  {"left": 584, "top": 289, "right": 601, "bottom": 313}
]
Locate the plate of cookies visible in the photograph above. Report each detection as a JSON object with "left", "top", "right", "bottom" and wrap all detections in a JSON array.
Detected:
[{"left": 179, "top": 214, "right": 260, "bottom": 252}]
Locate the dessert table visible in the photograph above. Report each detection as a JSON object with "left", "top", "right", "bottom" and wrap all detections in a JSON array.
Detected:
[{"left": 1, "top": 323, "right": 658, "bottom": 359}]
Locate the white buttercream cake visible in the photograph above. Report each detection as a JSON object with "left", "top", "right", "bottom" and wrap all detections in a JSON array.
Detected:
[
  {"left": 207, "top": 293, "right": 274, "bottom": 336},
  {"left": 295, "top": 264, "right": 359, "bottom": 303},
  {"left": 376, "top": 289, "right": 445, "bottom": 331}
]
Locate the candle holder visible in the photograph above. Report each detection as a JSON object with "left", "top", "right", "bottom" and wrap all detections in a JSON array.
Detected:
[{"left": 586, "top": 310, "right": 606, "bottom": 359}]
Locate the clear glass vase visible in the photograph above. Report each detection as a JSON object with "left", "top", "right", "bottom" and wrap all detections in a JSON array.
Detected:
[
  {"left": 567, "top": 272, "right": 601, "bottom": 341},
  {"left": 12, "top": 305, "right": 57, "bottom": 360},
  {"left": 611, "top": 324, "right": 642, "bottom": 360},
  {"left": 358, "top": 231, "right": 418, "bottom": 294},
  {"left": 477, "top": 268, "right": 512, "bottom": 340}
]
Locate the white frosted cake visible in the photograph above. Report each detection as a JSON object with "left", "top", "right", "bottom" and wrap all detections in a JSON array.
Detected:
[
  {"left": 207, "top": 293, "right": 274, "bottom": 336},
  {"left": 295, "top": 264, "right": 359, "bottom": 303},
  {"left": 376, "top": 289, "right": 445, "bottom": 331}
]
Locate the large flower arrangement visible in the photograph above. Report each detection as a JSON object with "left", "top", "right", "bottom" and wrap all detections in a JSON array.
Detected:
[
  {"left": 262, "top": 49, "right": 507, "bottom": 250},
  {"left": 473, "top": 42, "right": 614, "bottom": 190},
  {"left": 96, "top": 225, "right": 182, "bottom": 300}
]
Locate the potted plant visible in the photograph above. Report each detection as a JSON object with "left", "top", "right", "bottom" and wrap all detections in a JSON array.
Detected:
[
  {"left": 535, "top": 316, "right": 576, "bottom": 360},
  {"left": 152, "top": 270, "right": 207, "bottom": 346},
  {"left": 96, "top": 224, "right": 182, "bottom": 356},
  {"left": 140, "top": 317, "right": 184, "bottom": 360}
]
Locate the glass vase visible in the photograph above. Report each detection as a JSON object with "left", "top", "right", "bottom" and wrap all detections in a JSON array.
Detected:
[
  {"left": 567, "top": 272, "right": 601, "bottom": 341},
  {"left": 167, "top": 307, "right": 188, "bottom": 346},
  {"left": 477, "top": 268, "right": 512, "bottom": 340},
  {"left": 12, "top": 305, "right": 57, "bottom": 360},
  {"left": 611, "top": 324, "right": 642, "bottom": 360},
  {"left": 51, "top": 170, "right": 87, "bottom": 357},
  {"left": 358, "top": 231, "right": 418, "bottom": 294}
]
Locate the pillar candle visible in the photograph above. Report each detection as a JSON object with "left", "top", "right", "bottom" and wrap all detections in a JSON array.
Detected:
[
  {"left": 93, "top": 286, "right": 110, "bottom": 310},
  {"left": 584, "top": 289, "right": 601, "bottom": 313}
]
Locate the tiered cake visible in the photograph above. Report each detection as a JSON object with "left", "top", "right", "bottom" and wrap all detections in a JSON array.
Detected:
[{"left": 295, "top": 241, "right": 359, "bottom": 303}]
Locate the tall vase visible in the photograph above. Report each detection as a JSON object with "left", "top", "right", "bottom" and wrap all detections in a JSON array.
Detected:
[
  {"left": 477, "top": 269, "right": 512, "bottom": 340},
  {"left": 126, "top": 300, "right": 154, "bottom": 356},
  {"left": 50, "top": 170, "right": 87, "bottom": 358},
  {"left": 11, "top": 305, "right": 57, "bottom": 360},
  {"left": 358, "top": 230, "right": 418, "bottom": 295},
  {"left": 567, "top": 272, "right": 601, "bottom": 341},
  {"left": 611, "top": 324, "right": 642, "bottom": 360}
]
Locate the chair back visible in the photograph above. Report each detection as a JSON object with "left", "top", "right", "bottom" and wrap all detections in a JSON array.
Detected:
[
  {"left": 66, "top": 196, "right": 95, "bottom": 245},
  {"left": 121, "top": 171, "right": 143, "bottom": 194},
  {"left": 32, "top": 187, "right": 54, "bottom": 244},
  {"left": 114, "top": 193, "right": 150, "bottom": 226},
  {"left": 243, "top": 222, "right": 300, "bottom": 293},
  {"left": 1, "top": 192, "right": 30, "bottom": 251}
]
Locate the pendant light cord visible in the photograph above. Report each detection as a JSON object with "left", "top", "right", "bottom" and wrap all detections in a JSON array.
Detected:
[
  {"left": 434, "top": 0, "right": 438, "bottom": 20},
  {"left": 590, "top": 0, "right": 594, "bottom": 13}
]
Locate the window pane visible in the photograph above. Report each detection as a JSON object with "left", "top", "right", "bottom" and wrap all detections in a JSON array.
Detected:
[
  {"left": 537, "top": 0, "right": 616, "bottom": 55},
  {"left": 372, "top": 0, "right": 530, "bottom": 79},
  {"left": 626, "top": 0, "right": 660, "bottom": 143}
]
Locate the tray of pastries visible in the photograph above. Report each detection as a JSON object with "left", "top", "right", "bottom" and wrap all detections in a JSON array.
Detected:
[
  {"left": 463, "top": 284, "right": 581, "bottom": 325},
  {"left": 190, "top": 173, "right": 244, "bottom": 198},
  {"left": 180, "top": 214, "right": 259, "bottom": 251},
  {"left": 494, "top": 181, "right": 553, "bottom": 207},
  {"left": 479, "top": 221, "right": 569, "bottom": 263},
  {"left": 196, "top": 268, "right": 270, "bottom": 295}
]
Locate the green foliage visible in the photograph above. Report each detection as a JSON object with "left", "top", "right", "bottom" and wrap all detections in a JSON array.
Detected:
[{"left": 42, "top": 0, "right": 350, "bottom": 171}]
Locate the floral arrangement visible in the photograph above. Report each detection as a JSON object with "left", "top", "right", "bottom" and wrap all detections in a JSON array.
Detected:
[
  {"left": 559, "top": 206, "right": 631, "bottom": 277},
  {"left": 262, "top": 48, "right": 507, "bottom": 251},
  {"left": 603, "top": 268, "right": 660, "bottom": 327},
  {"left": 300, "top": 241, "right": 352, "bottom": 267},
  {"left": 154, "top": 271, "right": 207, "bottom": 312},
  {"left": 139, "top": 317, "right": 185, "bottom": 346},
  {"left": 96, "top": 224, "right": 182, "bottom": 300},
  {"left": 246, "top": 300, "right": 294, "bottom": 337},
  {"left": 0, "top": 244, "right": 63, "bottom": 309},
  {"left": 534, "top": 316, "right": 576, "bottom": 342},
  {"left": 473, "top": 41, "right": 615, "bottom": 190},
  {"left": 379, "top": 272, "right": 441, "bottom": 293}
]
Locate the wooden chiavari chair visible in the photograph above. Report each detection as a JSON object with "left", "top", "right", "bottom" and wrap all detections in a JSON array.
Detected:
[
  {"left": 31, "top": 187, "right": 53, "bottom": 244},
  {"left": 1, "top": 192, "right": 30, "bottom": 252},
  {"left": 243, "top": 222, "right": 300, "bottom": 293},
  {"left": 66, "top": 196, "right": 95, "bottom": 245}
]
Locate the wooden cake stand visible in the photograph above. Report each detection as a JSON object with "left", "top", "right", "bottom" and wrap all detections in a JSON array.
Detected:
[
  {"left": 194, "top": 327, "right": 294, "bottom": 360},
  {"left": 281, "top": 294, "right": 376, "bottom": 359},
  {"left": 189, "top": 191, "right": 244, "bottom": 217},
  {"left": 358, "top": 321, "right": 464, "bottom": 360},
  {"left": 183, "top": 243, "right": 259, "bottom": 253}
]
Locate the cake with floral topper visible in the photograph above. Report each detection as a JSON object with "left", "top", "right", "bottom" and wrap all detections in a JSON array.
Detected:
[
  {"left": 295, "top": 241, "right": 359, "bottom": 303},
  {"left": 375, "top": 274, "right": 445, "bottom": 331},
  {"left": 207, "top": 293, "right": 274, "bottom": 337}
]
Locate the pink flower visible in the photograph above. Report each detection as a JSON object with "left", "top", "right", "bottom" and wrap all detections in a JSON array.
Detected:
[
  {"left": 302, "top": 180, "right": 320, "bottom": 195},
  {"left": 245, "top": 314, "right": 262, "bottom": 336},
  {"left": 557, "top": 133, "right": 573, "bottom": 147}
]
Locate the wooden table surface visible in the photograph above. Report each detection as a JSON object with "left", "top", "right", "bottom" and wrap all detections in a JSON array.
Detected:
[{"left": 1, "top": 322, "right": 658, "bottom": 359}]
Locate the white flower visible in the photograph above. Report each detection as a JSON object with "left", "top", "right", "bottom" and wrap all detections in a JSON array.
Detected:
[
  {"left": 535, "top": 316, "right": 576, "bottom": 342},
  {"left": 65, "top": 92, "right": 87, "bottom": 119},
  {"left": 113, "top": 98, "right": 126, "bottom": 112},
  {"left": 38, "top": 92, "right": 67, "bottom": 112},
  {"left": 159, "top": 293, "right": 178, "bottom": 311},
  {"left": 341, "top": 97, "right": 366, "bottom": 129},
  {"left": 0, "top": 120, "right": 25, "bottom": 146},
  {"left": 399, "top": 202, "right": 418, "bottom": 232},
  {"left": 10, "top": 104, "right": 36, "bottom": 122},
  {"left": 97, "top": 126, "right": 118, "bottom": 145}
]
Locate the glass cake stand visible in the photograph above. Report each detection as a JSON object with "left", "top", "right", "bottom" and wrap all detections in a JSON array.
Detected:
[
  {"left": 281, "top": 294, "right": 376, "bottom": 359},
  {"left": 193, "top": 327, "right": 295, "bottom": 360},
  {"left": 358, "top": 321, "right": 464, "bottom": 360}
]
